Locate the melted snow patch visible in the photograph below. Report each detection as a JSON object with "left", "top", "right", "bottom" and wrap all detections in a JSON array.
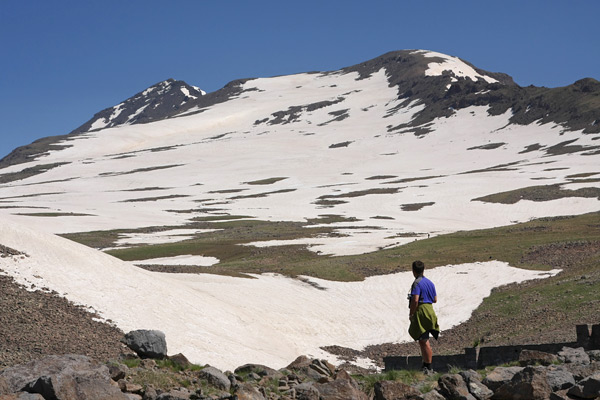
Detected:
[
  {"left": 130, "top": 254, "right": 219, "bottom": 267},
  {"left": 115, "top": 229, "right": 220, "bottom": 246}
]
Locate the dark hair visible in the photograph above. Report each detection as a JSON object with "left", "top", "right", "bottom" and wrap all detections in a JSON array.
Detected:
[{"left": 412, "top": 260, "right": 425, "bottom": 275}]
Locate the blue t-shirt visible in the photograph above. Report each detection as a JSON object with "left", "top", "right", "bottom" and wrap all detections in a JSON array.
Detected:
[{"left": 411, "top": 276, "right": 437, "bottom": 304}]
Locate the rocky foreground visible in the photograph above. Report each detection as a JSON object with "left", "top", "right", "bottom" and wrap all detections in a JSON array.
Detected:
[{"left": 1, "top": 329, "right": 600, "bottom": 399}]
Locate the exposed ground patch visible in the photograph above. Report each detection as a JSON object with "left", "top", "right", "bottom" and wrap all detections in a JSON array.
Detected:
[
  {"left": 473, "top": 184, "right": 600, "bottom": 204},
  {"left": 401, "top": 202, "right": 435, "bottom": 211}
]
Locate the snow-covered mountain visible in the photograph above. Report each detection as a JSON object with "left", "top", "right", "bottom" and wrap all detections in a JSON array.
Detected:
[
  {"left": 0, "top": 49, "right": 598, "bottom": 370},
  {"left": 0, "top": 49, "right": 598, "bottom": 256}
]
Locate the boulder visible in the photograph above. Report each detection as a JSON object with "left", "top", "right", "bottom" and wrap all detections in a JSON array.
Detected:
[
  {"left": 234, "top": 364, "right": 282, "bottom": 380},
  {"left": 123, "top": 330, "right": 167, "bottom": 359},
  {"left": 558, "top": 346, "right": 590, "bottom": 365},
  {"left": 422, "top": 390, "right": 446, "bottom": 400},
  {"left": 314, "top": 370, "right": 368, "bottom": 400},
  {"left": 459, "top": 370, "right": 493, "bottom": 400},
  {"left": 155, "top": 389, "right": 191, "bottom": 400},
  {"left": 518, "top": 349, "right": 559, "bottom": 366},
  {"left": 197, "top": 366, "right": 231, "bottom": 391},
  {"left": 294, "top": 382, "right": 320, "bottom": 400},
  {"left": 0, "top": 393, "right": 45, "bottom": 399},
  {"left": 107, "top": 364, "right": 129, "bottom": 381},
  {"left": 167, "top": 353, "right": 191, "bottom": 370},
  {"left": 492, "top": 366, "right": 551, "bottom": 400},
  {"left": 287, "top": 356, "right": 334, "bottom": 381},
  {"left": 587, "top": 350, "right": 600, "bottom": 362},
  {"left": 567, "top": 372, "right": 600, "bottom": 399},
  {"left": 481, "top": 366, "right": 523, "bottom": 392},
  {"left": 563, "top": 360, "right": 600, "bottom": 381},
  {"left": 233, "top": 382, "right": 266, "bottom": 400},
  {"left": 437, "top": 373, "right": 476, "bottom": 400},
  {"left": 0, "top": 354, "right": 128, "bottom": 399},
  {"left": 374, "top": 380, "right": 424, "bottom": 400},
  {"left": 545, "top": 365, "right": 575, "bottom": 391}
]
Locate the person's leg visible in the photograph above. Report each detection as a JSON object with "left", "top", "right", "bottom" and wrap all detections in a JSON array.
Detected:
[{"left": 418, "top": 339, "right": 432, "bottom": 363}]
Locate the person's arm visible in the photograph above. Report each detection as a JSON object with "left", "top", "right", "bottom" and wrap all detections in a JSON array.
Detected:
[
  {"left": 409, "top": 294, "right": 419, "bottom": 319},
  {"left": 433, "top": 295, "right": 437, "bottom": 303}
]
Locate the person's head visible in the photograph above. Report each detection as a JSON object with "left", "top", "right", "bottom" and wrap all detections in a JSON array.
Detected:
[{"left": 412, "top": 260, "right": 425, "bottom": 277}]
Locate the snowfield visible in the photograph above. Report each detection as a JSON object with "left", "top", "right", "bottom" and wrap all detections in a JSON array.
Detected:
[
  {"left": 0, "top": 65, "right": 597, "bottom": 257},
  {"left": 0, "top": 217, "right": 560, "bottom": 371}
]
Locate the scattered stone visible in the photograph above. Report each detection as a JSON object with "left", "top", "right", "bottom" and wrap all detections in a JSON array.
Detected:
[
  {"left": 567, "top": 372, "right": 600, "bottom": 399},
  {"left": 314, "top": 369, "right": 368, "bottom": 400},
  {"left": 197, "top": 365, "right": 231, "bottom": 391},
  {"left": 0, "top": 354, "right": 127, "bottom": 399},
  {"left": 374, "top": 380, "right": 424, "bottom": 400},
  {"left": 155, "top": 388, "right": 191, "bottom": 400},
  {"left": 493, "top": 366, "right": 551, "bottom": 400},
  {"left": 519, "top": 349, "right": 560, "bottom": 366},
  {"left": 167, "top": 353, "right": 191, "bottom": 370},
  {"left": 459, "top": 369, "right": 493, "bottom": 400},
  {"left": 294, "top": 382, "right": 320, "bottom": 400},
  {"left": 481, "top": 366, "right": 523, "bottom": 392},
  {"left": 545, "top": 365, "right": 576, "bottom": 391},
  {"left": 438, "top": 373, "right": 476, "bottom": 400},
  {"left": 422, "top": 390, "right": 446, "bottom": 400},
  {"left": 558, "top": 346, "right": 590, "bottom": 365},
  {"left": 235, "top": 364, "right": 282, "bottom": 380},
  {"left": 123, "top": 330, "right": 167, "bottom": 359},
  {"left": 108, "top": 363, "right": 129, "bottom": 381},
  {"left": 588, "top": 350, "right": 600, "bottom": 362},
  {"left": 234, "top": 382, "right": 266, "bottom": 400}
]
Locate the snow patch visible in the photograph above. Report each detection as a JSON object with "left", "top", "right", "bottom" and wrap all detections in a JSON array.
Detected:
[{"left": 415, "top": 50, "right": 498, "bottom": 84}]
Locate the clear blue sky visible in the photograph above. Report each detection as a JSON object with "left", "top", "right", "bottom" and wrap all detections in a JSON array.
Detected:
[{"left": 1, "top": 0, "right": 599, "bottom": 159}]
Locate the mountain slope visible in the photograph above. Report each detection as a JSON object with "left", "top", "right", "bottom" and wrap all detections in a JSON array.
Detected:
[{"left": 0, "top": 49, "right": 598, "bottom": 261}]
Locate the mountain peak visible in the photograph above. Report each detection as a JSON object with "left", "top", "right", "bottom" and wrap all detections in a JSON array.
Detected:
[{"left": 71, "top": 79, "right": 205, "bottom": 134}]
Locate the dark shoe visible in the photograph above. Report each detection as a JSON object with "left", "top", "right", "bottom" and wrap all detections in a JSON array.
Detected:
[{"left": 422, "top": 367, "right": 435, "bottom": 376}]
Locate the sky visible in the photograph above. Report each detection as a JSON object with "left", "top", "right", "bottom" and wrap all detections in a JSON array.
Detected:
[{"left": 1, "top": 0, "right": 599, "bottom": 160}]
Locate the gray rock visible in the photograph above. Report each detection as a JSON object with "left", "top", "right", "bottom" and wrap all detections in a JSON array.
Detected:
[
  {"left": 518, "top": 349, "right": 559, "bottom": 366},
  {"left": 123, "top": 330, "right": 168, "bottom": 359},
  {"left": 549, "top": 389, "right": 571, "bottom": 400},
  {"left": 422, "top": 390, "right": 446, "bottom": 400},
  {"left": 493, "top": 366, "right": 551, "bottom": 400},
  {"left": 2, "top": 393, "right": 46, "bottom": 399},
  {"left": 155, "top": 389, "right": 191, "bottom": 400},
  {"left": 197, "top": 365, "right": 231, "bottom": 391},
  {"left": 567, "top": 372, "right": 600, "bottom": 399},
  {"left": 481, "top": 366, "right": 523, "bottom": 392},
  {"left": 0, "top": 354, "right": 128, "bottom": 399},
  {"left": 234, "top": 363, "right": 282, "bottom": 380},
  {"left": 588, "top": 350, "right": 600, "bottom": 362},
  {"left": 314, "top": 369, "right": 369, "bottom": 399},
  {"left": 374, "top": 380, "right": 424, "bottom": 400},
  {"left": 234, "top": 382, "right": 266, "bottom": 400},
  {"left": 459, "top": 370, "right": 493, "bottom": 400},
  {"left": 558, "top": 346, "right": 590, "bottom": 365},
  {"left": 108, "top": 363, "right": 129, "bottom": 381},
  {"left": 545, "top": 365, "right": 576, "bottom": 391},
  {"left": 438, "top": 373, "right": 476, "bottom": 400},
  {"left": 294, "top": 382, "right": 320, "bottom": 400}
]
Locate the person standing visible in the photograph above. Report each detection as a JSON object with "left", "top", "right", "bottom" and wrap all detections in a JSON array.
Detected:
[{"left": 408, "top": 260, "right": 440, "bottom": 373}]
